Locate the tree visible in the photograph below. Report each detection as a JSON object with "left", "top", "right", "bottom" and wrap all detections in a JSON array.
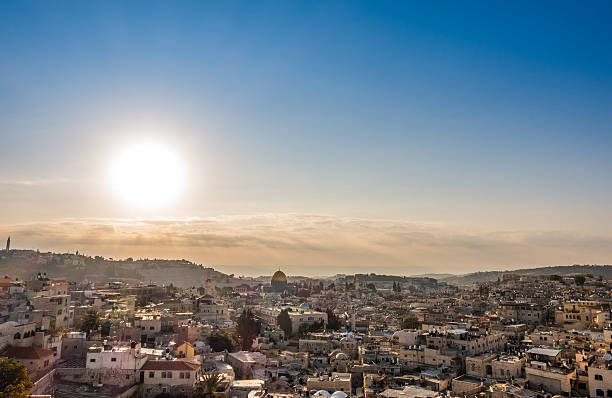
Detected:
[
  {"left": 277, "top": 309, "right": 292, "bottom": 337},
  {"left": 136, "top": 295, "right": 149, "bottom": 307},
  {"left": 326, "top": 308, "right": 341, "bottom": 330},
  {"left": 366, "top": 283, "right": 376, "bottom": 291},
  {"left": 402, "top": 316, "right": 421, "bottom": 330},
  {"left": 574, "top": 275, "right": 586, "bottom": 286},
  {"left": 236, "top": 310, "right": 259, "bottom": 351},
  {"left": 101, "top": 320, "right": 111, "bottom": 337},
  {"left": 298, "top": 320, "right": 325, "bottom": 337},
  {"left": 80, "top": 308, "right": 100, "bottom": 336},
  {"left": 0, "top": 357, "right": 33, "bottom": 398},
  {"left": 207, "top": 332, "right": 233, "bottom": 352},
  {"left": 192, "top": 372, "right": 222, "bottom": 398}
]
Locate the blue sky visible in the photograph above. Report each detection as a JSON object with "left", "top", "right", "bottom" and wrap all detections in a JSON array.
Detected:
[{"left": 1, "top": 1, "right": 611, "bottom": 274}]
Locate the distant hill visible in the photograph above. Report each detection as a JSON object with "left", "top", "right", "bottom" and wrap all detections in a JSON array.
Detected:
[
  {"left": 409, "top": 273, "right": 456, "bottom": 280},
  {"left": 0, "top": 249, "right": 239, "bottom": 288},
  {"left": 439, "top": 264, "right": 612, "bottom": 286}
]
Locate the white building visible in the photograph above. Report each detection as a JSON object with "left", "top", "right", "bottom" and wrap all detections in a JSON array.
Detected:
[{"left": 86, "top": 342, "right": 148, "bottom": 386}]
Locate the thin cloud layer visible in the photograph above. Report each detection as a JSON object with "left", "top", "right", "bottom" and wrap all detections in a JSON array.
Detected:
[{"left": 2, "top": 214, "right": 611, "bottom": 276}]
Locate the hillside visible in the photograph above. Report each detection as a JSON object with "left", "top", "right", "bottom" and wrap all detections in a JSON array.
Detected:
[
  {"left": 440, "top": 264, "right": 612, "bottom": 286},
  {"left": 0, "top": 249, "right": 238, "bottom": 288}
]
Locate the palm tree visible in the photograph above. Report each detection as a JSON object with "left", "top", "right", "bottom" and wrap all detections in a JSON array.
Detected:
[{"left": 192, "top": 372, "right": 223, "bottom": 398}]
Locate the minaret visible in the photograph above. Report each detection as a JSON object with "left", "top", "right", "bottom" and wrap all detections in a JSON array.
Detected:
[{"left": 5, "top": 236, "right": 9, "bottom": 251}]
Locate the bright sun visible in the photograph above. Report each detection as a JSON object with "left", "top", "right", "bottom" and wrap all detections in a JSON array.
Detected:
[{"left": 109, "top": 143, "right": 184, "bottom": 208}]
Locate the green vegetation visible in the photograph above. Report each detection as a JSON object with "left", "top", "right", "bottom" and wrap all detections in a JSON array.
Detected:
[
  {"left": 277, "top": 309, "right": 292, "bottom": 337},
  {"left": 236, "top": 309, "right": 260, "bottom": 350},
  {"left": 80, "top": 308, "right": 101, "bottom": 337},
  {"left": 207, "top": 332, "right": 233, "bottom": 352},
  {"left": 574, "top": 275, "right": 586, "bottom": 286},
  {"left": 0, "top": 357, "right": 34, "bottom": 398},
  {"left": 101, "top": 320, "right": 111, "bottom": 337},
  {"left": 326, "top": 308, "right": 342, "bottom": 330},
  {"left": 192, "top": 372, "right": 223, "bottom": 398},
  {"left": 298, "top": 320, "right": 325, "bottom": 336},
  {"left": 402, "top": 316, "right": 421, "bottom": 330}
]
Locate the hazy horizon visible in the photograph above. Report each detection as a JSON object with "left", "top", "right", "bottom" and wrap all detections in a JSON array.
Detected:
[{"left": 2, "top": 2, "right": 612, "bottom": 275}]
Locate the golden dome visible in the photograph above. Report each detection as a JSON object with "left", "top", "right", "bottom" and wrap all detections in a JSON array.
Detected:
[{"left": 271, "top": 270, "right": 287, "bottom": 284}]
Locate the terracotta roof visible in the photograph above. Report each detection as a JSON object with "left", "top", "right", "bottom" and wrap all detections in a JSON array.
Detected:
[
  {"left": 6, "top": 346, "right": 54, "bottom": 360},
  {"left": 141, "top": 360, "right": 200, "bottom": 371}
]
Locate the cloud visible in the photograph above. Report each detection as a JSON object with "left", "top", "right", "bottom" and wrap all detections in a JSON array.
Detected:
[
  {"left": 2, "top": 214, "right": 612, "bottom": 275},
  {"left": 0, "top": 178, "right": 74, "bottom": 187}
]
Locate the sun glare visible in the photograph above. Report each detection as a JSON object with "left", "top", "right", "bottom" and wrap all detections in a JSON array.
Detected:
[{"left": 109, "top": 143, "right": 184, "bottom": 208}]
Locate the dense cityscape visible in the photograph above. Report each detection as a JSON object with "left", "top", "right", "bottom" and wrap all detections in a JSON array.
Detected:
[
  {"left": 1, "top": 241, "right": 611, "bottom": 398},
  {"left": 3, "top": 2, "right": 612, "bottom": 398}
]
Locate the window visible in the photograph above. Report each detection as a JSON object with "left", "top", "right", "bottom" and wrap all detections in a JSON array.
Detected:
[
  {"left": 161, "top": 372, "right": 166, "bottom": 378},
  {"left": 126, "top": 375, "right": 130, "bottom": 380},
  {"left": 167, "top": 372, "right": 172, "bottom": 378},
  {"left": 111, "top": 358, "right": 117, "bottom": 362},
  {"left": 596, "top": 389, "right": 604, "bottom": 397},
  {"left": 180, "top": 372, "right": 185, "bottom": 379},
  {"left": 606, "top": 390, "right": 612, "bottom": 397},
  {"left": 595, "top": 374, "right": 604, "bottom": 381},
  {"left": 186, "top": 373, "right": 190, "bottom": 379},
  {"left": 149, "top": 372, "right": 154, "bottom": 378},
  {"left": 150, "top": 326, "right": 154, "bottom": 330},
  {"left": 90, "top": 358, "right": 96, "bottom": 362}
]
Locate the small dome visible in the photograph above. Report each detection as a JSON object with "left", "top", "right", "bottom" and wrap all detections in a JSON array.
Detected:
[
  {"left": 313, "top": 391, "right": 331, "bottom": 398},
  {"left": 330, "top": 391, "right": 348, "bottom": 398},
  {"left": 331, "top": 352, "right": 349, "bottom": 361},
  {"left": 271, "top": 270, "right": 287, "bottom": 284}
]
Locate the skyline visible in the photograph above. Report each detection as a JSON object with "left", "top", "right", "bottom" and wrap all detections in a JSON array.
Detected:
[{"left": 2, "top": 1, "right": 612, "bottom": 275}]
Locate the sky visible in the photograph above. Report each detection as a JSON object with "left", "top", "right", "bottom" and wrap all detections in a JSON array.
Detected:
[{"left": 1, "top": 1, "right": 612, "bottom": 276}]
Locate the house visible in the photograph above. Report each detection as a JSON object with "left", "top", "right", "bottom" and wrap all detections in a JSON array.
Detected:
[
  {"left": 140, "top": 359, "right": 201, "bottom": 397},
  {"left": 6, "top": 346, "right": 54, "bottom": 379},
  {"left": 86, "top": 342, "right": 148, "bottom": 386},
  {"left": 524, "top": 348, "right": 574, "bottom": 395},
  {"left": 588, "top": 359, "right": 612, "bottom": 398},
  {"left": 175, "top": 341, "right": 195, "bottom": 359},
  {"left": 227, "top": 351, "right": 267, "bottom": 379},
  {"left": 306, "top": 373, "right": 352, "bottom": 393}
]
